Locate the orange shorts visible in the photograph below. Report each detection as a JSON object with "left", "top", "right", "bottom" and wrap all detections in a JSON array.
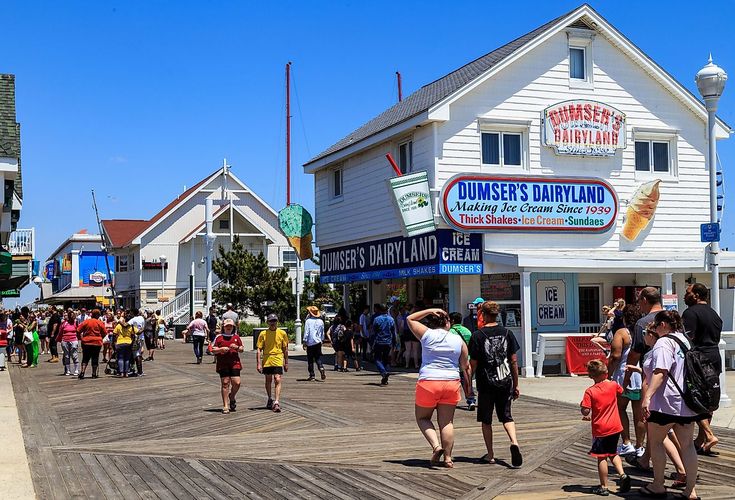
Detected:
[{"left": 415, "top": 379, "right": 461, "bottom": 408}]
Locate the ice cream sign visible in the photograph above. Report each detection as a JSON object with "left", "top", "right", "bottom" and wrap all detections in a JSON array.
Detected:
[
  {"left": 543, "top": 100, "right": 626, "bottom": 157},
  {"left": 441, "top": 174, "right": 618, "bottom": 233}
]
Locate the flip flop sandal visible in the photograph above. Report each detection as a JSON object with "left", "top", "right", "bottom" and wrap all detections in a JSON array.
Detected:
[
  {"left": 430, "top": 448, "right": 444, "bottom": 466},
  {"left": 639, "top": 486, "right": 667, "bottom": 498},
  {"left": 510, "top": 444, "right": 523, "bottom": 468},
  {"left": 443, "top": 460, "right": 454, "bottom": 469},
  {"left": 479, "top": 454, "right": 496, "bottom": 464},
  {"left": 221, "top": 408, "right": 230, "bottom": 414},
  {"left": 696, "top": 446, "right": 719, "bottom": 457}
]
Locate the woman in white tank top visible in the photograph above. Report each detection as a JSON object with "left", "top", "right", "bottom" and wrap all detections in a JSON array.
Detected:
[{"left": 407, "top": 308, "right": 469, "bottom": 469}]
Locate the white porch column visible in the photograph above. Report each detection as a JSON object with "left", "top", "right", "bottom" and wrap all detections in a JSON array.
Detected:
[
  {"left": 662, "top": 273, "right": 673, "bottom": 295},
  {"left": 520, "top": 271, "right": 534, "bottom": 377},
  {"left": 71, "top": 250, "right": 80, "bottom": 288}
]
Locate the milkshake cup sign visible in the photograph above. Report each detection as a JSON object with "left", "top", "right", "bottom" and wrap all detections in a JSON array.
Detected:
[
  {"left": 389, "top": 170, "right": 436, "bottom": 237},
  {"left": 278, "top": 204, "right": 314, "bottom": 261}
]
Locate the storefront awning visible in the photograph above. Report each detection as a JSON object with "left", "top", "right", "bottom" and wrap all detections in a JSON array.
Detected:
[
  {"left": 40, "top": 286, "right": 112, "bottom": 305},
  {"left": 485, "top": 249, "right": 709, "bottom": 274}
]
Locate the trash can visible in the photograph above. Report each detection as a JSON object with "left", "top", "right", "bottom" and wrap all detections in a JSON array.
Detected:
[
  {"left": 252, "top": 328, "right": 267, "bottom": 350},
  {"left": 174, "top": 324, "right": 188, "bottom": 342}
]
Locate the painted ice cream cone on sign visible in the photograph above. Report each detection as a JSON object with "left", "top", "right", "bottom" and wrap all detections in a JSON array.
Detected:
[
  {"left": 621, "top": 180, "right": 661, "bottom": 241},
  {"left": 278, "top": 204, "right": 314, "bottom": 261},
  {"left": 288, "top": 233, "right": 313, "bottom": 260}
]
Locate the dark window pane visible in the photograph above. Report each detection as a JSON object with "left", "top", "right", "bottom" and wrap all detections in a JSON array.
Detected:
[
  {"left": 503, "top": 134, "right": 522, "bottom": 166},
  {"left": 399, "top": 141, "right": 412, "bottom": 174},
  {"left": 482, "top": 133, "right": 500, "bottom": 164},
  {"left": 578, "top": 286, "right": 601, "bottom": 324},
  {"left": 635, "top": 141, "right": 650, "bottom": 171},
  {"left": 334, "top": 170, "right": 342, "bottom": 196},
  {"left": 570, "top": 48, "right": 585, "bottom": 79},
  {"left": 653, "top": 142, "right": 669, "bottom": 172}
]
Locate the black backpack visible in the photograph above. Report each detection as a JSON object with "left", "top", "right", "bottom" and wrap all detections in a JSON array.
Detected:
[{"left": 666, "top": 335, "right": 720, "bottom": 414}]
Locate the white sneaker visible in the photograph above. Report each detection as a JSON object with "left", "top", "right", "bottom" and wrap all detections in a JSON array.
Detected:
[
  {"left": 618, "top": 443, "right": 636, "bottom": 455},
  {"left": 636, "top": 447, "right": 645, "bottom": 457},
  {"left": 73, "top": 371, "right": 79, "bottom": 376}
]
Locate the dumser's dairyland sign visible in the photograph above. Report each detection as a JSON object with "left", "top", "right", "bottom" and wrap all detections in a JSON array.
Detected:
[{"left": 543, "top": 99, "right": 626, "bottom": 157}]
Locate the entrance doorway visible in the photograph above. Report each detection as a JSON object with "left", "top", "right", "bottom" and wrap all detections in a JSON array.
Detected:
[{"left": 578, "top": 284, "right": 602, "bottom": 333}]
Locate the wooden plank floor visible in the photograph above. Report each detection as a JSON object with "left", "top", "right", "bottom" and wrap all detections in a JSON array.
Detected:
[{"left": 10, "top": 341, "right": 735, "bottom": 499}]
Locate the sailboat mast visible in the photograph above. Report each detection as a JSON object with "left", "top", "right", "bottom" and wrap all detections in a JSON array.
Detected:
[{"left": 286, "top": 61, "right": 292, "bottom": 206}]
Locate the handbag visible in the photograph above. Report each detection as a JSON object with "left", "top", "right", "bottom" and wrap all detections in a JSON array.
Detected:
[{"left": 23, "top": 331, "right": 34, "bottom": 344}]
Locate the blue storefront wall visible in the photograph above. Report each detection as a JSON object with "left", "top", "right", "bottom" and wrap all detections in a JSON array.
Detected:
[
  {"left": 530, "top": 272, "right": 579, "bottom": 342},
  {"left": 78, "top": 252, "right": 115, "bottom": 286}
]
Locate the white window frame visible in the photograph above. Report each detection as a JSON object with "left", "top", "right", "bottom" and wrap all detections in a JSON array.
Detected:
[
  {"left": 567, "top": 29, "right": 594, "bottom": 89},
  {"left": 397, "top": 138, "right": 413, "bottom": 174},
  {"left": 632, "top": 128, "right": 679, "bottom": 181},
  {"left": 331, "top": 166, "right": 343, "bottom": 200},
  {"left": 116, "top": 255, "right": 128, "bottom": 273},
  {"left": 282, "top": 249, "right": 298, "bottom": 269},
  {"left": 478, "top": 118, "right": 531, "bottom": 171}
]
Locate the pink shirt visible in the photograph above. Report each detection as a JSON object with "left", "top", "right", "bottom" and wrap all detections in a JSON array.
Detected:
[
  {"left": 58, "top": 321, "right": 78, "bottom": 342},
  {"left": 187, "top": 318, "right": 208, "bottom": 337}
]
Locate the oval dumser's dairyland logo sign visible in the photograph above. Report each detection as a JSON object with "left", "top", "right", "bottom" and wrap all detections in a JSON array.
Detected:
[
  {"left": 440, "top": 174, "right": 618, "bottom": 233},
  {"left": 542, "top": 99, "right": 626, "bottom": 157}
]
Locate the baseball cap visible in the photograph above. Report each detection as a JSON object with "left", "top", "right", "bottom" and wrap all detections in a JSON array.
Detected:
[
  {"left": 472, "top": 297, "right": 485, "bottom": 305},
  {"left": 267, "top": 313, "right": 278, "bottom": 322},
  {"left": 222, "top": 318, "right": 236, "bottom": 328}
]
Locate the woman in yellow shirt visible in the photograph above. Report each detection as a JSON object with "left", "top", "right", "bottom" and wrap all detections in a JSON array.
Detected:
[
  {"left": 256, "top": 314, "right": 289, "bottom": 412},
  {"left": 113, "top": 312, "right": 137, "bottom": 378}
]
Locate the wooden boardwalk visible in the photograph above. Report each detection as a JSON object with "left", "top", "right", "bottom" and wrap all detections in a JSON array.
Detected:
[{"left": 10, "top": 341, "right": 735, "bottom": 499}]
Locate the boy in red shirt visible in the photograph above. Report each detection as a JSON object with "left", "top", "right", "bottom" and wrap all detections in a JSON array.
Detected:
[
  {"left": 211, "top": 319, "right": 243, "bottom": 414},
  {"left": 581, "top": 359, "right": 630, "bottom": 496}
]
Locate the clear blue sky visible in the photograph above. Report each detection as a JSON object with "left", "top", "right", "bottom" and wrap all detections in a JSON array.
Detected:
[{"left": 5, "top": 0, "right": 735, "bottom": 306}]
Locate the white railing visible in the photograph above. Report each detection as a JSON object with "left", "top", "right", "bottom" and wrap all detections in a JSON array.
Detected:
[
  {"left": 8, "top": 228, "right": 34, "bottom": 257},
  {"left": 579, "top": 323, "right": 601, "bottom": 334},
  {"left": 160, "top": 280, "right": 226, "bottom": 321},
  {"left": 161, "top": 289, "right": 190, "bottom": 320}
]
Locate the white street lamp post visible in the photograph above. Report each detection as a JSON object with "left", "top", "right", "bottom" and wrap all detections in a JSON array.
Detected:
[
  {"left": 696, "top": 55, "right": 729, "bottom": 407},
  {"left": 159, "top": 255, "right": 167, "bottom": 300}
]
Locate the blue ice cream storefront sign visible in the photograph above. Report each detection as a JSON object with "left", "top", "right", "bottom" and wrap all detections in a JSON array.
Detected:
[{"left": 320, "top": 229, "right": 483, "bottom": 284}]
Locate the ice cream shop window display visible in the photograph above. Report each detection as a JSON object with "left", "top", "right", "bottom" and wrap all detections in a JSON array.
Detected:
[{"left": 303, "top": 5, "right": 732, "bottom": 377}]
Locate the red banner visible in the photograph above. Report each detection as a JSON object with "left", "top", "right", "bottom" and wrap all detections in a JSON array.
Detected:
[{"left": 565, "top": 336, "right": 607, "bottom": 375}]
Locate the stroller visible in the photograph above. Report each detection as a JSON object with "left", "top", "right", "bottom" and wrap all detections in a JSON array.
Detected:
[
  {"left": 103, "top": 340, "right": 142, "bottom": 376},
  {"left": 104, "top": 353, "right": 119, "bottom": 375}
]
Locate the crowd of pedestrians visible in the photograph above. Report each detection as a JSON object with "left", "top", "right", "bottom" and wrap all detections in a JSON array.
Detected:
[{"left": 0, "top": 284, "right": 726, "bottom": 499}]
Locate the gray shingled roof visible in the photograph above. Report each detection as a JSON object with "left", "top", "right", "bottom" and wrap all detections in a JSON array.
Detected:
[
  {"left": 305, "top": 7, "right": 585, "bottom": 166},
  {"left": 0, "top": 74, "right": 22, "bottom": 200}
]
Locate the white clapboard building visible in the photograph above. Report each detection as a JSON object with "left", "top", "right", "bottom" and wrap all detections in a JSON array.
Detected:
[
  {"left": 303, "top": 4, "right": 733, "bottom": 377},
  {"left": 102, "top": 165, "right": 293, "bottom": 320}
]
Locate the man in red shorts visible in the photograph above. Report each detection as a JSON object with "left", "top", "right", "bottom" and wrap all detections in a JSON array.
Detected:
[{"left": 211, "top": 318, "right": 243, "bottom": 414}]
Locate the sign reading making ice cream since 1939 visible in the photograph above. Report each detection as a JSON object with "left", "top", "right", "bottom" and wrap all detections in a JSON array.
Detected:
[
  {"left": 440, "top": 174, "right": 618, "bottom": 233},
  {"left": 543, "top": 99, "right": 626, "bottom": 157}
]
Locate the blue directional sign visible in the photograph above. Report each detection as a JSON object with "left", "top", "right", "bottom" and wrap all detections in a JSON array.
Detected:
[{"left": 700, "top": 223, "right": 720, "bottom": 243}]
